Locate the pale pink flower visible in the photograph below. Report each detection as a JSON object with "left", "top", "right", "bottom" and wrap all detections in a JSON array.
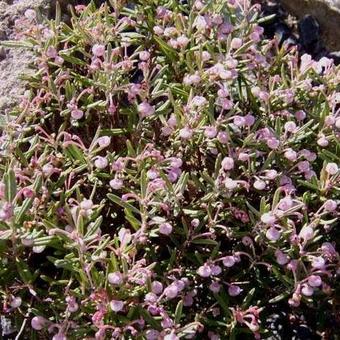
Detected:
[
  {"left": 301, "top": 284, "right": 314, "bottom": 296},
  {"left": 223, "top": 256, "right": 236, "bottom": 267},
  {"left": 230, "top": 38, "right": 243, "bottom": 49},
  {"left": 299, "top": 226, "right": 314, "bottom": 241},
  {"left": 275, "top": 250, "right": 289, "bottom": 265},
  {"left": 31, "top": 316, "right": 47, "bottom": 330},
  {"left": 311, "top": 256, "right": 325, "bottom": 269},
  {"left": 94, "top": 156, "right": 108, "bottom": 169},
  {"left": 97, "top": 136, "right": 111, "bottom": 148},
  {"left": 261, "top": 213, "right": 276, "bottom": 225},
  {"left": 222, "top": 157, "right": 234, "bottom": 170},
  {"left": 225, "top": 178, "right": 237, "bottom": 190},
  {"left": 110, "top": 178, "right": 123, "bottom": 190},
  {"left": 308, "top": 275, "right": 322, "bottom": 287},
  {"left": 108, "top": 272, "right": 123, "bottom": 285},
  {"left": 159, "top": 222, "right": 173, "bottom": 235},
  {"left": 92, "top": 44, "right": 105, "bottom": 57},
  {"left": 197, "top": 264, "right": 212, "bottom": 277},
  {"left": 324, "top": 199, "right": 337, "bottom": 212},
  {"left": 138, "top": 102, "right": 155, "bottom": 117},
  {"left": 254, "top": 180, "right": 266, "bottom": 190},
  {"left": 151, "top": 281, "right": 163, "bottom": 295},
  {"left": 325, "top": 162, "right": 338, "bottom": 175},
  {"left": 228, "top": 285, "right": 242, "bottom": 296},
  {"left": 110, "top": 300, "right": 124, "bottom": 312},
  {"left": 139, "top": 51, "right": 150, "bottom": 61},
  {"left": 164, "top": 284, "right": 179, "bottom": 299},
  {"left": 179, "top": 127, "right": 193, "bottom": 139},
  {"left": 71, "top": 109, "right": 84, "bottom": 120},
  {"left": 266, "top": 227, "right": 281, "bottom": 241}
]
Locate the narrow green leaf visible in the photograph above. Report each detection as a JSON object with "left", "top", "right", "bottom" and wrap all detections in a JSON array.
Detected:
[
  {"left": 107, "top": 193, "right": 140, "bottom": 215},
  {"left": 5, "top": 169, "right": 17, "bottom": 202},
  {"left": 15, "top": 198, "right": 34, "bottom": 224},
  {"left": 174, "top": 300, "right": 183, "bottom": 324}
]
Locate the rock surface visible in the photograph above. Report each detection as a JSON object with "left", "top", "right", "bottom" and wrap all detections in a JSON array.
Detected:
[
  {"left": 281, "top": 0, "right": 340, "bottom": 51},
  {"left": 0, "top": 0, "right": 103, "bottom": 114},
  {"left": 0, "top": 0, "right": 51, "bottom": 114}
]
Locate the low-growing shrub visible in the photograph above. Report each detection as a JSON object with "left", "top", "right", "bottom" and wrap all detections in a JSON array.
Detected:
[{"left": 0, "top": 0, "right": 339, "bottom": 339}]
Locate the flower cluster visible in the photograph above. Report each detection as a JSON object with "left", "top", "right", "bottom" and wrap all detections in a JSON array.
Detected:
[{"left": 0, "top": 0, "right": 339, "bottom": 339}]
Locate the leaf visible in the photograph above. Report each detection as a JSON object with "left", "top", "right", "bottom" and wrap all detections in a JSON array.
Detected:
[
  {"left": 272, "top": 188, "right": 281, "bottom": 210},
  {"left": 213, "top": 287, "right": 230, "bottom": 317},
  {"left": 245, "top": 201, "right": 260, "bottom": 217},
  {"left": 64, "top": 145, "right": 86, "bottom": 164},
  {"left": 15, "top": 197, "right": 34, "bottom": 224},
  {"left": 242, "top": 288, "right": 256, "bottom": 308},
  {"left": 269, "top": 292, "right": 289, "bottom": 304},
  {"left": 191, "top": 238, "right": 218, "bottom": 246},
  {"left": 107, "top": 193, "right": 140, "bottom": 215},
  {"left": 153, "top": 35, "right": 177, "bottom": 61},
  {"left": 59, "top": 52, "right": 87, "bottom": 66},
  {"left": 5, "top": 169, "right": 17, "bottom": 202},
  {"left": 125, "top": 209, "right": 141, "bottom": 231},
  {"left": 33, "top": 236, "right": 56, "bottom": 246},
  {"left": 0, "top": 40, "right": 33, "bottom": 48},
  {"left": 55, "top": 1, "right": 61, "bottom": 26},
  {"left": 16, "top": 258, "right": 33, "bottom": 283},
  {"left": 174, "top": 172, "right": 188, "bottom": 195},
  {"left": 85, "top": 216, "right": 103, "bottom": 239},
  {"left": 257, "top": 14, "right": 276, "bottom": 23},
  {"left": 140, "top": 169, "right": 147, "bottom": 199},
  {"left": 234, "top": 40, "right": 255, "bottom": 56},
  {"left": 174, "top": 300, "right": 183, "bottom": 324},
  {"left": 139, "top": 308, "right": 161, "bottom": 331},
  {"left": 297, "top": 180, "right": 319, "bottom": 191},
  {"left": 0, "top": 230, "right": 12, "bottom": 240},
  {"left": 101, "top": 128, "right": 127, "bottom": 136}
]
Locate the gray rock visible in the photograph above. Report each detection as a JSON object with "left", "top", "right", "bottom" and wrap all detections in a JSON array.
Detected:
[
  {"left": 0, "top": 0, "right": 52, "bottom": 114},
  {"left": 281, "top": 0, "right": 340, "bottom": 51}
]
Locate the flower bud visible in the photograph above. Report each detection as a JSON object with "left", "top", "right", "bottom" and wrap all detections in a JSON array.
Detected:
[
  {"left": 266, "top": 227, "right": 281, "bottom": 241},
  {"left": 97, "top": 136, "right": 111, "bottom": 148},
  {"left": 31, "top": 316, "right": 47, "bottom": 330},
  {"left": 151, "top": 281, "right": 163, "bottom": 295},
  {"left": 325, "top": 162, "right": 338, "bottom": 175},
  {"left": 110, "top": 178, "right": 123, "bottom": 190},
  {"left": 92, "top": 44, "right": 105, "bottom": 57},
  {"left": 261, "top": 212, "right": 276, "bottom": 225},
  {"left": 301, "top": 284, "right": 314, "bottom": 296},
  {"left": 159, "top": 222, "right": 173, "bottom": 235},
  {"left": 221, "top": 157, "right": 234, "bottom": 170},
  {"left": 222, "top": 256, "right": 236, "bottom": 267},
  {"left": 94, "top": 156, "right": 108, "bottom": 169},
  {"left": 275, "top": 250, "right": 289, "bottom": 265},
  {"left": 228, "top": 285, "right": 242, "bottom": 296},
  {"left": 138, "top": 102, "right": 155, "bottom": 118},
  {"left": 197, "top": 264, "right": 212, "bottom": 277},
  {"left": 80, "top": 199, "right": 93, "bottom": 210},
  {"left": 10, "top": 296, "right": 22, "bottom": 308},
  {"left": 324, "top": 199, "right": 337, "bottom": 212},
  {"left": 308, "top": 275, "right": 322, "bottom": 287},
  {"left": 230, "top": 38, "right": 243, "bottom": 49},
  {"left": 299, "top": 226, "right": 314, "bottom": 241},
  {"left": 110, "top": 300, "right": 124, "bottom": 312},
  {"left": 311, "top": 256, "right": 325, "bottom": 269},
  {"left": 164, "top": 284, "right": 179, "bottom": 299},
  {"left": 254, "top": 179, "right": 266, "bottom": 190},
  {"left": 108, "top": 272, "right": 123, "bottom": 285}
]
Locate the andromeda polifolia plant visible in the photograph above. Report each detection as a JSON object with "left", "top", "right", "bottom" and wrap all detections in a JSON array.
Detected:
[{"left": 0, "top": 0, "right": 339, "bottom": 339}]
